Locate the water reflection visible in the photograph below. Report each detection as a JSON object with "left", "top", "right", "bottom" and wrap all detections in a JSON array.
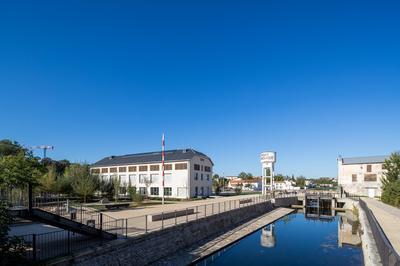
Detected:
[
  {"left": 260, "top": 224, "right": 275, "bottom": 248},
  {"left": 338, "top": 211, "right": 361, "bottom": 247}
]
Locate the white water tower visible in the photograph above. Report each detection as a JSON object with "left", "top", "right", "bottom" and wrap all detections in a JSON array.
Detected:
[{"left": 260, "top": 151, "right": 276, "bottom": 195}]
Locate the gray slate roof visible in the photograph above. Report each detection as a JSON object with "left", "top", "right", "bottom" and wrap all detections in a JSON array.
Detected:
[
  {"left": 92, "top": 149, "right": 213, "bottom": 167},
  {"left": 341, "top": 155, "right": 389, "bottom": 165}
]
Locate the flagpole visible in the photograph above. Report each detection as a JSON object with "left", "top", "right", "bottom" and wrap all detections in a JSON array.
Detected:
[{"left": 162, "top": 133, "right": 165, "bottom": 205}]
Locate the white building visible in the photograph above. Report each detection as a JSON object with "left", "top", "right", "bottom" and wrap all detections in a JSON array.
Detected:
[
  {"left": 265, "top": 180, "right": 297, "bottom": 191},
  {"left": 91, "top": 149, "right": 213, "bottom": 199},
  {"left": 337, "top": 155, "right": 388, "bottom": 198},
  {"left": 227, "top": 178, "right": 262, "bottom": 191}
]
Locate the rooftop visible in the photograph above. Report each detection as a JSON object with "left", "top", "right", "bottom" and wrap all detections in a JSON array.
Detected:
[
  {"left": 92, "top": 148, "right": 213, "bottom": 167},
  {"left": 340, "top": 155, "right": 389, "bottom": 165}
]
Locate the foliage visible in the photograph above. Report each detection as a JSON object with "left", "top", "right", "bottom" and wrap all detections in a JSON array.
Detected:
[
  {"left": 127, "top": 185, "right": 137, "bottom": 201},
  {"left": 64, "top": 164, "right": 98, "bottom": 202},
  {"left": 274, "top": 174, "right": 285, "bottom": 182},
  {"left": 39, "top": 165, "right": 58, "bottom": 193},
  {"left": 98, "top": 178, "right": 114, "bottom": 199},
  {"left": 381, "top": 153, "right": 400, "bottom": 207},
  {"left": 238, "top": 172, "right": 253, "bottom": 179},
  {"left": 0, "top": 139, "right": 27, "bottom": 157},
  {"left": 295, "top": 176, "right": 306, "bottom": 188},
  {"left": 212, "top": 174, "right": 227, "bottom": 194},
  {"left": 42, "top": 158, "right": 71, "bottom": 176},
  {"left": 0, "top": 152, "right": 43, "bottom": 189},
  {"left": 234, "top": 185, "right": 242, "bottom": 195},
  {"left": 0, "top": 202, "right": 29, "bottom": 265},
  {"left": 112, "top": 176, "right": 121, "bottom": 202}
]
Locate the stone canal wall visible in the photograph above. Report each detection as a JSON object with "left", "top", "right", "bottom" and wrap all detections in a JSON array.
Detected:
[{"left": 51, "top": 198, "right": 297, "bottom": 266}]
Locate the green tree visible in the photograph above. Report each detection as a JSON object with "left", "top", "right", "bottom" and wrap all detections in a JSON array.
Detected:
[
  {"left": 39, "top": 165, "right": 57, "bottom": 193},
  {"left": 381, "top": 153, "right": 400, "bottom": 207},
  {"left": 0, "top": 140, "right": 27, "bottom": 157},
  {"left": 295, "top": 176, "right": 306, "bottom": 188},
  {"left": 0, "top": 152, "right": 42, "bottom": 189},
  {"left": 113, "top": 176, "right": 121, "bottom": 202},
  {"left": 64, "top": 164, "right": 98, "bottom": 202},
  {"left": 274, "top": 174, "right": 285, "bottom": 182}
]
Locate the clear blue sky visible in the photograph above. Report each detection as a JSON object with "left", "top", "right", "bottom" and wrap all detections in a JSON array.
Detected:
[{"left": 1, "top": 1, "right": 400, "bottom": 178}]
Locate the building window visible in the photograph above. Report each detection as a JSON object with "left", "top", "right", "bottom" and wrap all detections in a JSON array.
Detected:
[
  {"left": 119, "top": 175, "right": 127, "bottom": 185},
  {"left": 175, "top": 163, "right": 187, "bottom": 170},
  {"left": 139, "top": 187, "right": 146, "bottom": 195},
  {"left": 364, "top": 174, "right": 377, "bottom": 182},
  {"left": 91, "top": 168, "right": 100, "bottom": 174},
  {"left": 150, "top": 174, "right": 158, "bottom": 183},
  {"left": 139, "top": 174, "right": 148, "bottom": 183},
  {"left": 110, "top": 167, "right": 117, "bottom": 173},
  {"left": 164, "top": 164, "right": 172, "bottom": 170},
  {"left": 204, "top": 166, "right": 211, "bottom": 172},
  {"left": 201, "top": 165, "right": 204, "bottom": 171},
  {"left": 128, "top": 166, "right": 137, "bottom": 172},
  {"left": 195, "top": 173, "right": 198, "bottom": 180},
  {"left": 101, "top": 175, "right": 108, "bottom": 181},
  {"left": 164, "top": 187, "right": 172, "bottom": 196},
  {"left": 352, "top": 174, "right": 357, "bottom": 182},
  {"left": 150, "top": 165, "right": 160, "bottom": 171},
  {"left": 195, "top": 187, "right": 198, "bottom": 197},
  {"left": 129, "top": 174, "right": 136, "bottom": 186},
  {"left": 139, "top": 165, "right": 148, "bottom": 172},
  {"left": 194, "top": 164, "right": 200, "bottom": 171},
  {"left": 119, "top": 187, "right": 127, "bottom": 195},
  {"left": 200, "top": 187, "right": 204, "bottom": 196},
  {"left": 207, "top": 174, "right": 210, "bottom": 181},
  {"left": 201, "top": 173, "right": 203, "bottom": 180},
  {"left": 150, "top": 187, "right": 159, "bottom": 196},
  {"left": 101, "top": 168, "right": 109, "bottom": 173},
  {"left": 207, "top": 187, "right": 210, "bottom": 196},
  {"left": 118, "top": 167, "right": 127, "bottom": 172},
  {"left": 366, "top": 165, "right": 372, "bottom": 173}
]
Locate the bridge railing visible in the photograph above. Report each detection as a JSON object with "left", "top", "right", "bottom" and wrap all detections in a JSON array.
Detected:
[{"left": 359, "top": 199, "right": 400, "bottom": 266}]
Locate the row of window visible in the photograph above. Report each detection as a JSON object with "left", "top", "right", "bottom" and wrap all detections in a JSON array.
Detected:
[
  {"left": 352, "top": 174, "right": 378, "bottom": 182},
  {"left": 92, "top": 163, "right": 187, "bottom": 174},
  {"left": 194, "top": 186, "right": 210, "bottom": 197},
  {"left": 193, "top": 164, "right": 212, "bottom": 172},
  {"left": 194, "top": 173, "right": 210, "bottom": 181},
  {"left": 138, "top": 187, "right": 172, "bottom": 196}
]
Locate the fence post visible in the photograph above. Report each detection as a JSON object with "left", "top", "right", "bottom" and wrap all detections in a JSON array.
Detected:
[
  {"left": 224, "top": 202, "right": 226, "bottom": 212},
  {"left": 32, "top": 233, "right": 37, "bottom": 261},
  {"left": 80, "top": 205, "right": 83, "bottom": 223},
  {"left": 145, "top": 215, "right": 148, "bottom": 233},
  {"left": 125, "top": 219, "right": 128, "bottom": 238},
  {"left": 212, "top": 203, "right": 214, "bottom": 215},
  {"left": 218, "top": 202, "right": 220, "bottom": 213},
  {"left": 100, "top": 213, "right": 103, "bottom": 231},
  {"left": 186, "top": 208, "right": 189, "bottom": 222},
  {"left": 196, "top": 206, "right": 198, "bottom": 220},
  {"left": 175, "top": 210, "right": 177, "bottom": 225},
  {"left": 161, "top": 212, "right": 164, "bottom": 229},
  {"left": 67, "top": 230, "right": 71, "bottom": 253}
]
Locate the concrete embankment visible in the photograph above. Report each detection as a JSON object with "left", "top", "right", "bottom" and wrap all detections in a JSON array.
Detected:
[{"left": 49, "top": 197, "right": 297, "bottom": 266}]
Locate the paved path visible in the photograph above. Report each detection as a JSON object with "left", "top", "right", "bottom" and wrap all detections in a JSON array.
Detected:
[
  {"left": 363, "top": 198, "right": 400, "bottom": 255},
  {"left": 153, "top": 207, "right": 295, "bottom": 265}
]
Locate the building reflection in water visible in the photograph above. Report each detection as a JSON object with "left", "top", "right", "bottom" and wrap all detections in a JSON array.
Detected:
[
  {"left": 260, "top": 224, "right": 276, "bottom": 248},
  {"left": 338, "top": 211, "right": 361, "bottom": 247}
]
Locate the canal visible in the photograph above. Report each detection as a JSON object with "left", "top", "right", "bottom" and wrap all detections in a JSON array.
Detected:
[{"left": 196, "top": 209, "right": 363, "bottom": 266}]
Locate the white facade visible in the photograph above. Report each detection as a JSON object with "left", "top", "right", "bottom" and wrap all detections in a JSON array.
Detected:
[
  {"left": 338, "top": 155, "right": 388, "bottom": 197},
  {"left": 266, "top": 180, "right": 297, "bottom": 191},
  {"left": 91, "top": 149, "right": 213, "bottom": 199}
]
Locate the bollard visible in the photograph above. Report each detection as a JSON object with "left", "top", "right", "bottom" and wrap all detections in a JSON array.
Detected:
[
  {"left": 161, "top": 212, "right": 164, "bottom": 229},
  {"left": 196, "top": 206, "right": 198, "bottom": 220},
  {"left": 186, "top": 208, "right": 188, "bottom": 222},
  {"left": 100, "top": 213, "right": 103, "bottom": 231},
  {"left": 125, "top": 219, "right": 128, "bottom": 238},
  {"left": 175, "top": 210, "right": 177, "bottom": 225}
]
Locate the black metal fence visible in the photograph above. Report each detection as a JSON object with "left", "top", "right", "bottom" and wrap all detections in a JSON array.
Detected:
[
  {"left": 17, "top": 230, "right": 103, "bottom": 261},
  {"left": 359, "top": 199, "right": 400, "bottom": 266}
]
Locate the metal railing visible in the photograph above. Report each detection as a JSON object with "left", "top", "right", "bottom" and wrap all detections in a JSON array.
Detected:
[
  {"left": 359, "top": 199, "right": 400, "bottom": 266},
  {"left": 17, "top": 230, "right": 102, "bottom": 261},
  {"left": 125, "top": 193, "right": 296, "bottom": 236}
]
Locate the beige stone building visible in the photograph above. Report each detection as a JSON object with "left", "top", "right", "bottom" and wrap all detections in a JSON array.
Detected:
[{"left": 337, "top": 155, "right": 389, "bottom": 197}]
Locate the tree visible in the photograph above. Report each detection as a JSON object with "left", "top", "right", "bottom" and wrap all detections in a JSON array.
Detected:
[
  {"left": 238, "top": 172, "right": 253, "bottom": 179},
  {"left": 381, "top": 153, "right": 400, "bottom": 207},
  {"left": 39, "top": 165, "right": 57, "bottom": 193},
  {"left": 274, "top": 174, "right": 285, "bottom": 182},
  {"left": 0, "top": 152, "right": 43, "bottom": 189},
  {"left": 64, "top": 164, "right": 98, "bottom": 202},
  {"left": 112, "top": 176, "right": 121, "bottom": 202},
  {"left": 98, "top": 178, "right": 114, "bottom": 199},
  {"left": 0, "top": 140, "right": 27, "bottom": 157},
  {"left": 295, "top": 176, "right": 306, "bottom": 188}
]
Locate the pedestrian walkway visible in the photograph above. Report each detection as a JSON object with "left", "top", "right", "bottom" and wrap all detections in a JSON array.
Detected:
[{"left": 363, "top": 198, "right": 400, "bottom": 255}]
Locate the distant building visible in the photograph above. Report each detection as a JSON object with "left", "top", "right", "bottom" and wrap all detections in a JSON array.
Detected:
[
  {"left": 91, "top": 149, "right": 213, "bottom": 199},
  {"left": 265, "top": 180, "right": 298, "bottom": 191},
  {"left": 337, "top": 155, "right": 389, "bottom": 197},
  {"left": 228, "top": 177, "right": 262, "bottom": 191}
]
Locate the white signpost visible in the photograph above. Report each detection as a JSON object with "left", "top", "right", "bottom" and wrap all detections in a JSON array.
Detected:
[{"left": 260, "top": 151, "right": 276, "bottom": 195}]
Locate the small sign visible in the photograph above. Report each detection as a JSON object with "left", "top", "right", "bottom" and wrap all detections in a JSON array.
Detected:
[{"left": 260, "top": 152, "right": 276, "bottom": 163}]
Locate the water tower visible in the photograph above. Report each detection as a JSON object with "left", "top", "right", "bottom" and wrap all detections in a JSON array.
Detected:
[{"left": 260, "top": 151, "right": 276, "bottom": 195}]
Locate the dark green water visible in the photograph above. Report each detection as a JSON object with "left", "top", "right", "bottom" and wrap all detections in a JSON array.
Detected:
[{"left": 196, "top": 211, "right": 363, "bottom": 266}]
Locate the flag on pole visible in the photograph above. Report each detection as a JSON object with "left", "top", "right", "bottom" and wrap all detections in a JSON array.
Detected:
[{"left": 162, "top": 133, "right": 165, "bottom": 205}]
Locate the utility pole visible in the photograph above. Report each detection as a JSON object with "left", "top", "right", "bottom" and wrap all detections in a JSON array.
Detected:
[{"left": 161, "top": 134, "right": 165, "bottom": 205}]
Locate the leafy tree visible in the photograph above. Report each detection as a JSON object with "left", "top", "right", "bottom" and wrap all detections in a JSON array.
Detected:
[
  {"left": 0, "top": 140, "right": 27, "bottom": 157},
  {"left": 98, "top": 178, "right": 114, "bottom": 199},
  {"left": 274, "top": 174, "right": 285, "bottom": 182},
  {"left": 234, "top": 185, "right": 242, "bottom": 195},
  {"left": 381, "top": 153, "right": 400, "bottom": 207},
  {"left": 0, "top": 152, "right": 43, "bottom": 189},
  {"left": 112, "top": 176, "right": 121, "bottom": 202},
  {"left": 39, "top": 165, "right": 57, "bottom": 193},
  {"left": 64, "top": 164, "right": 98, "bottom": 202},
  {"left": 295, "top": 176, "right": 306, "bottom": 188},
  {"left": 238, "top": 172, "right": 248, "bottom": 179}
]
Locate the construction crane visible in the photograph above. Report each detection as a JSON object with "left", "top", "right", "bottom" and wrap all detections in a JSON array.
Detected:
[{"left": 31, "top": 145, "right": 54, "bottom": 158}]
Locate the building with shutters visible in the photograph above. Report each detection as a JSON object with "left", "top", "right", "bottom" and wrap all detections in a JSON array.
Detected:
[
  {"left": 337, "top": 155, "right": 389, "bottom": 198},
  {"left": 90, "top": 149, "right": 213, "bottom": 199}
]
